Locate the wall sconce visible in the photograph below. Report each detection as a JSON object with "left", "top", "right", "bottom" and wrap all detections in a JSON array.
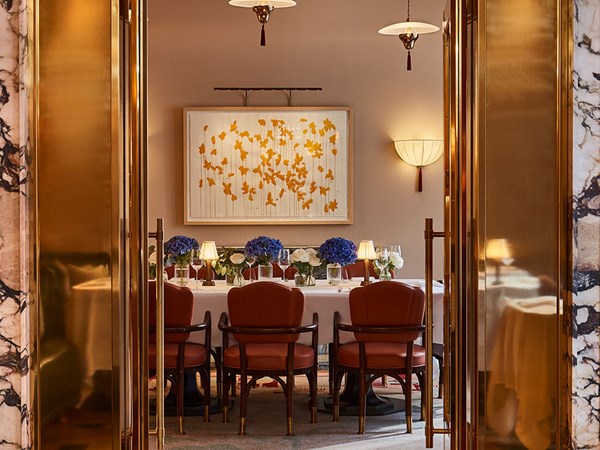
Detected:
[
  {"left": 486, "top": 239, "right": 513, "bottom": 285},
  {"left": 378, "top": 0, "right": 440, "bottom": 70},
  {"left": 199, "top": 241, "right": 219, "bottom": 286},
  {"left": 357, "top": 240, "right": 377, "bottom": 286},
  {"left": 394, "top": 139, "right": 443, "bottom": 192},
  {"left": 229, "top": 0, "right": 296, "bottom": 46}
]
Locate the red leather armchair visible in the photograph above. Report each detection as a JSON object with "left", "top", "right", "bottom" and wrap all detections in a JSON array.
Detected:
[
  {"left": 332, "top": 281, "right": 425, "bottom": 434},
  {"left": 149, "top": 281, "right": 211, "bottom": 434},
  {"left": 218, "top": 282, "right": 318, "bottom": 436}
]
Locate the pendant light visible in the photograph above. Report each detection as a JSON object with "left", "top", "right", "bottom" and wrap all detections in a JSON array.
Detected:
[
  {"left": 229, "top": 1, "right": 297, "bottom": 46},
  {"left": 378, "top": 0, "right": 439, "bottom": 70}
]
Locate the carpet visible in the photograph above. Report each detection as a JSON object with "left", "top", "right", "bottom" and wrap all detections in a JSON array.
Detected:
[{"left": 152, "top": 372, "right": 448, "bottom": 450}]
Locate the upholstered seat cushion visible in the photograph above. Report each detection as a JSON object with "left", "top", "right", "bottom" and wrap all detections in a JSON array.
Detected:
[
  {"left": 148, "top": 342, "right": 207, "bottom": 369},
  {"left": 337, "top": 342, "right": 426, "bottom": 369},
  {"left": 223, "top": 343, "right": 315, "bottom": 370}
]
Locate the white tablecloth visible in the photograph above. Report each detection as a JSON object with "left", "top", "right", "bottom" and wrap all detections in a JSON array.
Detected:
[
  {"left": 66, "top": 277, "right": 113, "bottom": 404},
  {"left": 185, "top": 279, "right": 444, "bottom": 346},
  {"left": 487, "top": 297, "right": 560, "bottom": 450}
]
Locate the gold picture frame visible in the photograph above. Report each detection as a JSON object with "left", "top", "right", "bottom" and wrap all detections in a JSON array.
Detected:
[{"left": 184, "top": 106, "right": 353, "bottom": 225}]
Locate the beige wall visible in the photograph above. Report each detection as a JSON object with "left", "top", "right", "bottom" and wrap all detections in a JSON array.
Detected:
[{"left": 148, "top": 0, "right": 445, "bottom": 278}]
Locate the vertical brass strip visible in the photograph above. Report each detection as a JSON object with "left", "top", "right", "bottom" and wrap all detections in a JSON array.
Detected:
[
  {"left": 148, "top": 220, "right": 165, "bottom": 448},
  {"left": 425, "top": 218, "right": 448, "bottom": 448},
  {"left": 557, "top": 0, "right": 573, "bottom": 445},
  {"left": 129, "top": 0, "right": 149, "bottom": 448}
]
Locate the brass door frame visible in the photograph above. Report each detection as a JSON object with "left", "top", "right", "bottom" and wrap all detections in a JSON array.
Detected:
[{"left": 440, "top": 0, "right": 573, "bottom": 448}]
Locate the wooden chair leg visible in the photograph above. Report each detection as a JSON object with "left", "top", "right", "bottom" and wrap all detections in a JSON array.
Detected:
[
  {"left": 239, "top": 372, "right": 247, "bottom": 435},
  {"left": 201, "top": 370, "right": 210, "bottom": 422},
  {"left": 286, "top": 375, "right": 295, "bottom": 436},
  {"left": 307, "top": 372, "right": 317, "bottom": 424},
  {"left": 177, "top": 366, "right": 185, "bottom": 434},
  {"left": 328, "top": 343, "right": 334, "bottom": 395},
  {"left": 358, "top": 369, "right": 366, "bottom": 434},
  {"left": 332, "top": 370, "right": 342, "bottom": 422},
  {"left": 405, "top": 371, "right": 413, "bottom": 433},
  {"left": 222, "top": 370, "right": 230, "bottom": 423}
]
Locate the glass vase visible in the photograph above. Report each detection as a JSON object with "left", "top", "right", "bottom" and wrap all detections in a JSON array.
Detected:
[
  {"left": 294, "top": 272, "right": 307, "bottom": 287},
  {"left": 174, "top": 265, "right": 189, "bottom": 286},
  {"left": 379, "top": 269, "right": 392, "bottom": 282},
  {"left": 226, "top": 274, "right": 235, "bottom": 286},
  {"left": 327, "top": 263, "right": 342, "bottom": 285},
  {"left": 257, "top": 262, "right": 273, "bottom": 281},
  {"left": 233, "top": 266, "right": 245, "bottom": 286},
  {"left": 306, "top": 267, "right": 316, "bottom": 286}
]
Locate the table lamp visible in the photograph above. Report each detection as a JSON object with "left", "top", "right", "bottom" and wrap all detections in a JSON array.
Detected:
[
  {"left": 486, "top": 239, "right": 512, "bottom": 285},
  {"left": 357, "top": 240, "right": 377, "bottom": 286},
  {"left": 200, "top": 241, "right": 219, "bottom": 286}
]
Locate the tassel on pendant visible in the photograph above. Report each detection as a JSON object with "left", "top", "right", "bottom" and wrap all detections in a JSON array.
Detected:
[
  {"left": 407, "top": 50, "right": 412, "bottom": 71},
  {"left": 260, "top": 23, "right": 266, "bottom": 46},
  {"left": 417, "top": 166, "right": 423, "bottom": 192}
]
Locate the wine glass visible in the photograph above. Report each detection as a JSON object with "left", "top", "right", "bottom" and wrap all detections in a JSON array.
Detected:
[
  {"left": 191, "top": 249, "right": 204, "bottom": 288},
  {"left": 278, "top": 249, "right": 291, "bottom": 282},
  {"left": 245, "top": 252, "right": 256, "bottom": 282},
  {"left": 390, "top": 244, "right": 402, "bottom": 257}
]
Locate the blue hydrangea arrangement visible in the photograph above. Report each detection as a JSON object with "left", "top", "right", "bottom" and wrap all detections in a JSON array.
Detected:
[
  {"left": 244, "top": 236, "right": 284, "bottom": 265},
  {"left": 164, "top": 235, "right": 199, "bottom": 267},
  {"left": 318, "top": 237, "right": 357, "bottom": 266}
]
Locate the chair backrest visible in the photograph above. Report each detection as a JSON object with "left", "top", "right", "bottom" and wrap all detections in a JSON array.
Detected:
[
  {"left": 349, "top": 281, "right": 424, "bottom": 342},
  {"left": 343, "top": 261, "right": 395, "bottom": 280},
  {"left": 149, "top": 280, "right": 194, "bottom": 343},
  {"left": 227, "top": 281, "right": 304, "bottom": 343}
]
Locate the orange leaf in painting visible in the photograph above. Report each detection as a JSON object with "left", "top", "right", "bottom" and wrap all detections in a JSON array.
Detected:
[
  {"left": 318, "top": 165, "right": 324, "bottom": 172},
  {"left": 221, "top": 157, "right": 228, "bottom": 165},
  {"left": 319, "top": 186, "right": 330, "bottom": 196},
  {"left": 259, "top": 180, "right": 264, "bottom": 189},
  {"left": 219, "top": 131, "right": 226, "bottom": 141},
  {"left": 258, "top": 119, "right": 266, "bottom": 127},
  {"left": 279, "top": 188, "right": 285, "bottom": 198},
  {"left": 326, "top": 169, "right": 334, "bottom": 181},
  {"left": 230, "top": 121, "right": 238, "bottom": 132},
  {"left": 222, "top": 182, "right": 232, "bottom": 195},
  {"left": 199, "top": 179, "right": 203, "bottom": 188},
  {"left": 332, "top": 148, "right": 338, "bottom": 156},
  {"left": 203, "top": 125, "right": 209, "bottom": 131},
  {"left": 207, "top": 177, "right": 215, "bottom": 186},
  {"left": 330, "top": 134, "right": 338, "bottom": 145},
  {"left": 309, "top": 181, "right": 317, "bottom": 193},
  {"left": 239, "top": 166, "right": 249, "bottom": 176},
  {"left": 203, "top": 160, "right": 212, "bottom": 170},
  {"left": 283, "top": 159, "right": 290, "bottom": 166},
  {"left": 231, "top": 195, "right": 238, "bottom": 201},
  {"left": 211, "top": 149, "right": 217, "bottom": 156},
  {"left": 216, "top": 166, "right": 224, "bottom": 175},
  {"left": 302, "top": 199, "right": 313, "bottom": 210},
  {"left": 211, "top": 136, "right": 216, "bottom": 145},
  {"left": 266, "top": 192, "right": 276, "bottom": 206},
  {"left": 239, "top": 149, "right": 248, "bottom": 161},
  {"left": 228, "top": 172, "right": 235, "bottom": 178},
  {"left": 240, "top": 130, "right": 250, "bottom": 138},
  {"left": 328, "top": 199, "right": 338, "bottom": 212},
  {"left": 199, "top": 143, "right": 206, "bottom": 154}
]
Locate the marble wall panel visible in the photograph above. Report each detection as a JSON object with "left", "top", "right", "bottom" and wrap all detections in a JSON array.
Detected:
[
  {"left": 0, "top": 0, "right": 29, "bottom": 449},
  {"left": 572, "top": 0, "right": 600, "bottom": 448}
]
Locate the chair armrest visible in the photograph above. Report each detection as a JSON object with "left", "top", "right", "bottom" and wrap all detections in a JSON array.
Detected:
[
  {"left": 219, "top": 312, "right": 230, "bottom": 349},
  {"left": 334, "top": 321, "right": 425, "bottom": 335},
  {"left": 218, "top": 322, "right": 317, "bottom": 335}
]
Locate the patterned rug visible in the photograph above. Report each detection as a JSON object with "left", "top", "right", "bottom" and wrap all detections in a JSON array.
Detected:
[{"left": 152, "top": 371, "right": 447, "bottom": 450}]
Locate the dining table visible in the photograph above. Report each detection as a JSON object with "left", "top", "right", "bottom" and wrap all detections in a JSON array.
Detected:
[{"left": 185, "top": 278, "right": 445, "bottom": 347}]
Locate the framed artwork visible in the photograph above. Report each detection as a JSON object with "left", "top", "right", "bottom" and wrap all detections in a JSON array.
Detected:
[{"left": 184, "top": 106, "right": 353, "bottom": 225}]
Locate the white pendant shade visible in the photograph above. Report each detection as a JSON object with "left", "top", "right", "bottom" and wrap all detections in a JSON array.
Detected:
[
  {"left": 378, "top": 21, "right": 440, "bottom": 35},
  {"left": 229, "top": 0, "right": 296, "bottom": 8}
]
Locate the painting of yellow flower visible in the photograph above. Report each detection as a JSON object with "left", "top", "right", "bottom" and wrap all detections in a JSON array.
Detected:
[{"left": 184, "top": 107, "right": 352, "bottom": 224}]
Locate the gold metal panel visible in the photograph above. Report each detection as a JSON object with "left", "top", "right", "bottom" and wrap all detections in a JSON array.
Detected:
[{"left": 33, "top": 0, "right": 122, "bottom": 448}]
